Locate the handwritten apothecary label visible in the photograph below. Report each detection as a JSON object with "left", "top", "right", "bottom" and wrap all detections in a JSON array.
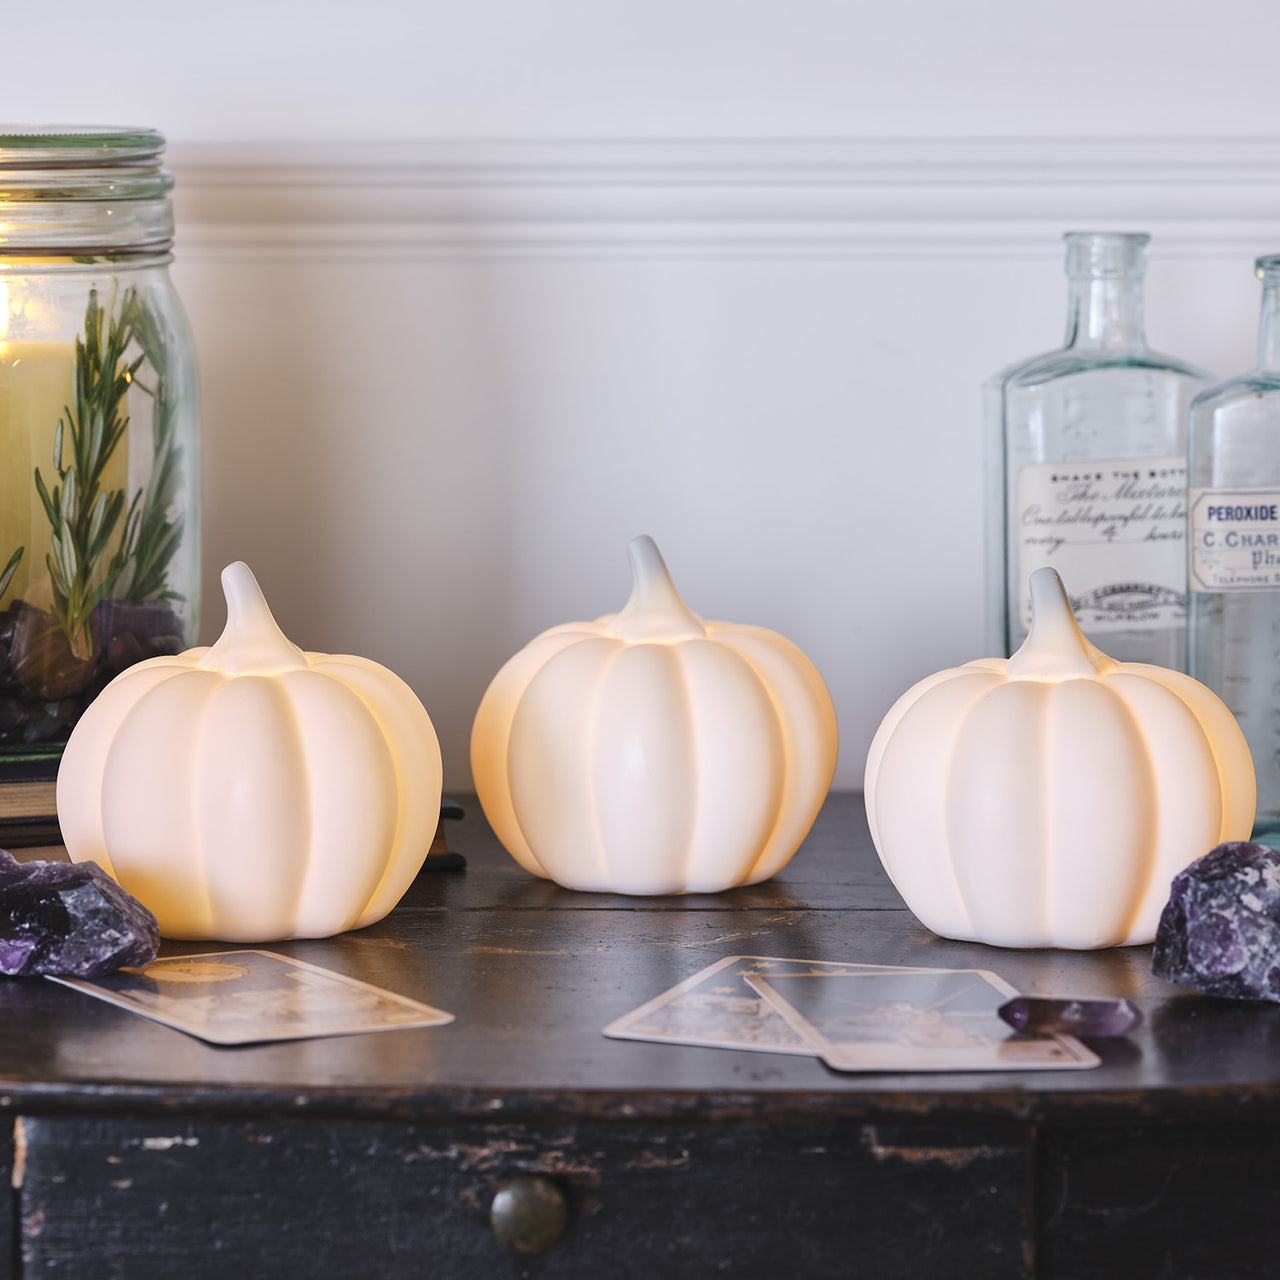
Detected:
[
  {"left": 1189, "top": 487, "right": 1280, "bottom": 592},
  {"left": 1016, "top": 456, "right": 1186, "bottom": 631}
]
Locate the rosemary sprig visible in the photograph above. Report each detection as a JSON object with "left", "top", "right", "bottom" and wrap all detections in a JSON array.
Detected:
[
  {"left": 33, "top": 288, "right": 142, "bottom": 659},
  {"left": 0, "top": 546, "right": 22, "bottom": 600},
  {"left": 110, "top": 293, "right": 184, "bottom": 604}
]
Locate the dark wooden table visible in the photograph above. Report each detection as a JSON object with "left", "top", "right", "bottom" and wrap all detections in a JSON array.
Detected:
[{"left": 2, "top": 793, "right": 1277, "bottom": 1279}]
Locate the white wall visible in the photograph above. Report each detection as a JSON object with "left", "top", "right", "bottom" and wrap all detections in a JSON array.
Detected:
[
  {"left": 12, "top": 0, "right": 1280, "bottom": 140},
  {"left": 7, "top": 4, "right": 1280, "bottom": 789}
]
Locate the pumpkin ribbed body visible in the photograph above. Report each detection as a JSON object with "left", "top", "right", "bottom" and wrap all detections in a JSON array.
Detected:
[
  {"left": 471, "top": 538, "right": 838, "bottom": 895},
  {"left": 57, "top": 564, "right": 442, "bottom": 941},
  {"left": 864, "top": 570, "right": 1255, "bottom": 949}
]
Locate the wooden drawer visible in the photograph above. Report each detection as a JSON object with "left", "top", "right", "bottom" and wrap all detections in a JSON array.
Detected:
[
  {"left": 11, "top": 1115, "right": 1030, "bottom": 1279},
  {"left": 1039, "top": 1121, "right": 1280, "bottom": 1280},
  {"left": 1, "top": 1120, "right": 11, "bottom": 1277}
]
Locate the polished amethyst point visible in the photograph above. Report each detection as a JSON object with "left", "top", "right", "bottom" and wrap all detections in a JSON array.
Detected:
[
  {"left": 0, "top": 849, "right": 159, "bottom": 977},
  {"left": 998, "top": 996, "right": 1142, "bottom": 1037},
  {"left": 1153, "top": 841, "right": 1280, "bottom": 1001}
]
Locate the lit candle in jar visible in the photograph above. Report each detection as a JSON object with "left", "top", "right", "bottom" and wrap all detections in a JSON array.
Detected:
[
  {"left": 0, "top": 127, "right": 200, "bottom": 754},
  {"left": 0, "top": 277, "right": 129, "bottom": 695}
]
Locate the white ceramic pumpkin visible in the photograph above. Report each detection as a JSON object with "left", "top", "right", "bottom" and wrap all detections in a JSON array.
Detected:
[
  {"left": 471, "top": 536, "right": 838, "bottom": 894},
  {"left": 864, "top": 567, "right": 1256, "bottom": 949},
  {"left": 57, "top": 562, "right": 442, "bottom": 941}
]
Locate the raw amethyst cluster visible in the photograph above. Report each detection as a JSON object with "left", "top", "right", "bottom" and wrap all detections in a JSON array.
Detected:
[
  {"left": 1153, "top": 841, "right": 1280, "bottom": 1002},
  {"left": 0, "top": 849, "right": 159, "bottom": 978}
]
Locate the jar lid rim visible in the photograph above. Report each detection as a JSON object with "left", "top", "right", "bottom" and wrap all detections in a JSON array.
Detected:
[{"left": 0, "top": 127, "right": 164, "bottom": 166}]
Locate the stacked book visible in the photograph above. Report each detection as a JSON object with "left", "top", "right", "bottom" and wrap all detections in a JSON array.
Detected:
[{"left": 0, "top": 758, "right": 61, "bottom": 849}]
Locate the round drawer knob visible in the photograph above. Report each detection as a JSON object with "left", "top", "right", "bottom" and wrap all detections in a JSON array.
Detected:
[{"left": 490, "top": 1176, "right": 569, "bottom": 1253}]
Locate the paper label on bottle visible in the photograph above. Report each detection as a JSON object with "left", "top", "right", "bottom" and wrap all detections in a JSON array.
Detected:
[
  {"left": 1188, "top": 487, "right": 1280, "bottom": 592},
  {"left": 1016, "top": 456, "right": 1186, "bottom": 631}
]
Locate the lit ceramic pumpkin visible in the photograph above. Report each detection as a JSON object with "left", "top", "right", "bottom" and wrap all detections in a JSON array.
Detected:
[
  {"left": 864, "top": 568, "right": 1256, "bottom": 949},
  {"left": 471, "top": 536, "right": 838, "bottom": 894},
  {"left": 57, "top": 562, "right": 442, "bottom": 941}
]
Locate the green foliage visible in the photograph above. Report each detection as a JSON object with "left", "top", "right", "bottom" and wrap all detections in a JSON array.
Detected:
[
  {"left": 0, "top": 545, "right": 22, "bottom": 600},
  {"left": 34, "top": 289, "right": 142, "bottom": 658},
  {"left": 31, "top": 285, "right": 187, "bottom": 658},
  {"left": 110, "top": 291, "right": 184, "bottom": 604}
]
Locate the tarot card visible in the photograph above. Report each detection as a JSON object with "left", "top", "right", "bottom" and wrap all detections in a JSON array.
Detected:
[
  {"left": 51, "top": 950, "right": 454, "bottom": 1046},
  {"left": 604, "top": 955, "right": 943, "bottom": 1056},
  {"left": 744, "top": 968, "right": 1099, "bottom": 1072}
]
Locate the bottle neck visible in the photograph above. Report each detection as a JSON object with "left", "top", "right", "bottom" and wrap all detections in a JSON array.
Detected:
[
  {"left": 1259, "top": 278, "right": 1280, "bottom": 374},
  {"left": 1064, "top": 275, "right": 1147, "bottom": 352}
]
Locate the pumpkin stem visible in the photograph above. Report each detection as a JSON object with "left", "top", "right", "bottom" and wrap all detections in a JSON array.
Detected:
[
  {"left": 198, "top": 562, "right": 309, "bottom": 674},
  {"left": 605, "top": 536, "right": 707, "bottom": 642},
  {"left": 1007, "top": 568, "right": 1113, "bottom": 680}
]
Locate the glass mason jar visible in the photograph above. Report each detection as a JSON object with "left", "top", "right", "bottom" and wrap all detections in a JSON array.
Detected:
[
  {"left": 0, "top": 127, "right": 199, "bottom": 761},
  {"left": 1187, "top": 255, "right": 1280, "bottom": 838},
  {"left": 985, "top": 232, "right": 1211, "bottom": 668}
]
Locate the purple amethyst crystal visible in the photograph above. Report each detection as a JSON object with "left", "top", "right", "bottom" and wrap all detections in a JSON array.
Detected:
[
  {"left": 1153, "top": 841, "right": 1280, "bottom": 1001},
  {"left": 0, "top": 849, "right": 159, "bottom": 978},
  {"left": 998, "top": 997, "right": 1141, "bottom": 1037}
]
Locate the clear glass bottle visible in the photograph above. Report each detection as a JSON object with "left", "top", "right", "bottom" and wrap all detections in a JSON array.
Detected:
[
  {"left": 0, "top": 127, "right": 200, "bottom": 762},
  {"left": 1187, "top": 255, "right": 1280, "bottom": 839},
  {"left": 985, "top": 232, "right": 1211, "bottom": 668}
]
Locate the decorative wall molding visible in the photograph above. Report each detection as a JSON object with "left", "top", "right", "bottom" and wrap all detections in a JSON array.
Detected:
[{"left": 169, "top": 137, "right": 1280, "bottom": 261}]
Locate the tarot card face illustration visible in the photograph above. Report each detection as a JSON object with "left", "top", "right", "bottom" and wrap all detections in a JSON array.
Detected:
[
  {"left": 603, "top": 955, "right": 943, "bottom": 1056},
  {"left": 51, "top": 950, "right": 454, "bottom": 1046},
  {"left": 745, "top": 969, "right": 1099, "bottom": 1072}
]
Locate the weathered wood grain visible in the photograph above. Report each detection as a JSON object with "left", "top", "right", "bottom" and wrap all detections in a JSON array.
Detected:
[
  {"left": 5, "top": 793, "right": 1280, "bottom": 1275},
  {"left": 0, "top": 792, "right": 1268, "bottom": 1125},
  {"left": 1039, "top": 1120, "right": 1280, "bottom": 1279},
  {"left": 18, "top": 1115, "right": 1030, "bottom": 1280},
  {"left": 1, "top": 1118, "right": 12, "bottom": 1280}
]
